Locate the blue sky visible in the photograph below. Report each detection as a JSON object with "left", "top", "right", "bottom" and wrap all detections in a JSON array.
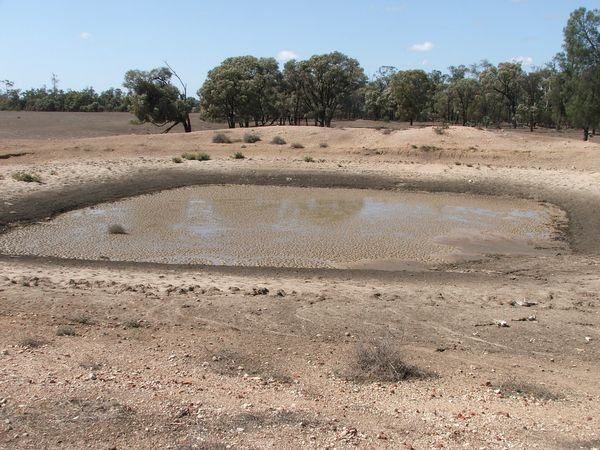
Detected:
[{"left": 0, "top": 1, "right": 596, "bottom": 93}]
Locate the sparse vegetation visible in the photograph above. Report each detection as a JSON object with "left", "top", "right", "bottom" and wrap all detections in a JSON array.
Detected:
[
  {"left": 303, "top": 156, "right": 314, "bottom": 162},
  {"left": 172, "top": 156, "right": 183, "bottom": 163},
  {"left": 232, "top": 151, "right": 245, "bottom": 159},
  {"left": 107, "top": 224, "right": 127, "bottom": 235},
  {"left": 382, "top": 128, "right": 393, "bottom": 135},
  {"left": 319, "top": 142, "right": 329, "bottom": 148},
  {"left": 12, "top": 172, "right": 41, "bottom": 183},
  {"left": 212, "top": 133, "right": 232, "bottom": 144},
  {"left": 419, "top": 145, "right": 441, "bottom": 152},
  {"left": 56, "top": 325, "right": 77, "bottom": 336},
  {"left": 290, "top": 142, "right": 304, "bottom": 149},
  {"left": 346, "top": 339, "right": 427, "bottom": 383},
  {"left": 19, "top": 337, "right": 47, "bottom": 348},
  {"left": 271, "top": 136, "right": 287, "bottom": 145},
  {"left": 181, "top": 152, "right": 211, "bottom": 161},
  {"left": 73, "top": 314, "right": 94, "bottom": 325},
  {"left": 124, "top": 319, "right": 144, "bottom": 329},
  {"left": 500, "top": 381, "right": 560, "bottom": 401},
  {"left": 243, "top": 132, "right": 261, "bottom": 143}
]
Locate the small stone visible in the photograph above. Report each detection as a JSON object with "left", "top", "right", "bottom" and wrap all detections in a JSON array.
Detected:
[{"left": 88, "top": 373, "right": 97, "bottom": 380}]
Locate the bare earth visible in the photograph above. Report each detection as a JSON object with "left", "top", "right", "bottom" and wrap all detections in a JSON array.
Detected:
[{"left": 0, "top": 112, "right": 599, "bottom": 449}]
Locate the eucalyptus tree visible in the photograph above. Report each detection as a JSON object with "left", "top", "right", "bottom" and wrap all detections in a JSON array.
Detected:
[
  {"left": 198, "top": 56, "right": 281, "bottom": 128},
  {"left": 391, "top": 69, "right": 432, "bottom": 125},
  {"left": 294, "top": 52, "right": 367, "bottom": 127},
  {"left": 480, "top": 62, "right": 525, "bottom": 128},
  {"left": 124, "top": 65, "right": 193, "bottom": 132},
  {"left": 562, "top": 7, "right": 600, "bottom": 140}
]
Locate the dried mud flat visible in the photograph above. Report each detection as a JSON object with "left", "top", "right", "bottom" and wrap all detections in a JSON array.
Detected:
[{"left": 0, "top": 113, "right": 599, "bottom": 449}]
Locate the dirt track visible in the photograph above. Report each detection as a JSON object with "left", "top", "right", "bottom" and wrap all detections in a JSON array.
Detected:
[{"left": 0, "top": 114, "right": 599, "bottom": 449}]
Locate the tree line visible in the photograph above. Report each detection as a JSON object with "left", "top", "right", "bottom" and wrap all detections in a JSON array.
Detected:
[{"left": 1, "top": 7, "right": 598, "bottom": 140}]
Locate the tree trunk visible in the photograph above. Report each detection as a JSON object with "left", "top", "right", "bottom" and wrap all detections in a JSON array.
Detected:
[
  {"left": 410, "top": 118, "right": 413, "bottom": 126},
  {"left": 583, "top": 127, "right": 589, "bottom": 141},
  {"left": 183, "top": 114, "right": 192, "bottom": 133}
]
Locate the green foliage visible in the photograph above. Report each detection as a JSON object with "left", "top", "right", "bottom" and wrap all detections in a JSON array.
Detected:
[
  {"left": 212, "top": 133, "right": 232, "bottom": 143},
  {"left": 391, "top": 70, "right": 433, "bottom": 125},
  {"left": 303, "top": 156, "right": 314, "bottom": 162},
  {"left": 232, "top": 151, "right": 245, "bottom": 159},
  {"left": 12, "top": 172, "right": 41, "bottom": 183},
  {"left": 198, "top": 56, "right": 281, "bottom": 128},
  {"left": 124, "top": 66, "right": 193, "bottom": 132},
  {"left": 271, "top": 136, "right": 287, "bottom": 145}
]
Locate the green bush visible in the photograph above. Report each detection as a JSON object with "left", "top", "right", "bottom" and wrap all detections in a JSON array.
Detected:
[
  {"left": 172, "top": 156, "right": 183, "bottom": 163},
  {"left": 303, "top": 156, "right": 314, "bottom": 162},
  {"left": 232, "top": 152, "right": 245, "bottom": 159}
]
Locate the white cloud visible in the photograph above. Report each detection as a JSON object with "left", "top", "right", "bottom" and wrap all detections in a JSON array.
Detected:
[
  {"left": 277, "top": 50, "right": 298, "bottom": 62},
  {"left": 511, "top": 56, "right": 533, "bottom": 65},
  {"left": 409, "top": 41, "right": 433, "bottom": 52},
  {"left": 80, "top": 32, "right": 92, "bottom": 40}
]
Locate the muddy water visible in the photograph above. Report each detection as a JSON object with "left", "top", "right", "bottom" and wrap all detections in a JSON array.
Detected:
[{"left": 0, "top": 185, "right": 567, "bottom": 269}]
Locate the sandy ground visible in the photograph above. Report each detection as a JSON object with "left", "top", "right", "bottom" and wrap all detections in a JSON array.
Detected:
[{"left": 0, "top": 112, "right": 599, "bottom": 449}]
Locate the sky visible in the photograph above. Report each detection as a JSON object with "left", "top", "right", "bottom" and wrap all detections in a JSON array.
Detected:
[{"left": 0, "top": 0, "right": 597, "bottom": 94}]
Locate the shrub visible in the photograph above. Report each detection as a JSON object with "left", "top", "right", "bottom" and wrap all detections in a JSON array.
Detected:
[
  {"left": 12, "top": 172, "right": 41, "bottom": 183},
  {"left": 232, "top": 152, "right": 245, "bottom": 159},
  {"left": 319, "top": 142, "right": 329, "bottom": 148},
  {"left": 346, "top": 339, "right": 426, "bottom": 383},
  {"left": 172, "top": 156, "right": 183, "bottom": 163},
  {"left": 108, "top": 224, "right": 127, "bottom": 235},
  {"left": 124, "top": 319, "right": 144, "bottom": 329},
  {"left": 243, "top": 133, "right": 261, "bottom": 143},
  {"left": 212, "top": 133, "right": 232, "bottom": 144},
  {"left": 271, "top": 136, "right": 287, "bottom": 145},
  {"left": 19, "top": 337, "right": 46, "bottom": 348},
  {"left": 499, "top": 381, "right": 560, "bottom": 401},
  {"left": 303, "top": 156, "right": 314, "bottom": 163},
  {"left": 56, "top": 325, "right": 77, "bottom": 336},
  {"left": 290, "top": 142, "right": 304, "bottom": 149},
  {"left": 181, "top": 152, "right": 210, "bottom": 161},
  {"left": 73, "top": 314, "right": 94, "bottom": 325}
]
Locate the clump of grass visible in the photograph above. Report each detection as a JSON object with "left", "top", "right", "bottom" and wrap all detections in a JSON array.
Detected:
[
  {"left": 124, "top": 319, "right": 144, "bottom": 329},
  {"left": 271, "top": 136, "right": 287, "bottom": 145},
  {"left": 290, "top": 142, "right": 304, "bottom": 149},
  {"left": 232, "top": 151, "right": 245, "bottom": 160},
  {"left": 411, "top": 144, "right": 418, "bottom": 149},
  {"left": 107, "top": 224, "right": 127, "bottom": 235},
  {"left": 319, "top": 142, "right": 329, "bottom": 148},
  {"left": 19, "top": 337, "right": 47, "bottom": 348},
  {"left": 172, "top": 156, "right": 183, "bottom": 163},
  {"left": 346, "top": 339, "right": 427, "bottom": 383},
  {"left": 419, "top": 145, "right": 440, "bottom": 152},
  {"left": 73, "top": 314, "right": 94, "bottom": 325},
  {"left": 303, "top": 156, "right": 315, "bottom": 163},
  {"left": 181, "top": 152, "right": 210, "bottom": 161},
  {"left": 500, "top": 381, "right": 560, "bottom": 401},
  {"left": 56, "top": 325, "right": 77, "bottom": 336},
  {"left": 12, "top": 172, "right": 41, "bottom": 183},
  {"left": 243, "top": 133, "right": 261, "bottom": 143},
  {"left": 212, "top": 133, "right": 232, "bottom": 144}
]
